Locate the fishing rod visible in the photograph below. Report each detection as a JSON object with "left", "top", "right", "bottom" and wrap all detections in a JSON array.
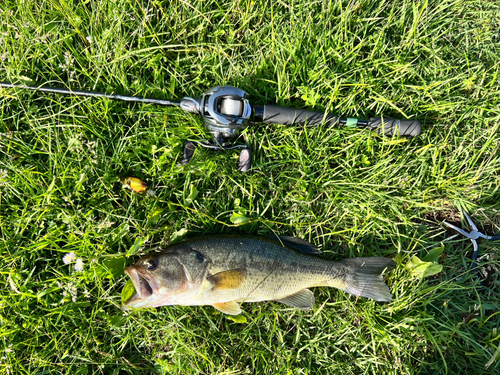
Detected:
[{"left": 0, "top": 82, "right": 421, "bottom": 171}]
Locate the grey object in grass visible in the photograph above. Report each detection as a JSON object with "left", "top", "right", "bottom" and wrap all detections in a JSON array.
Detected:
[{"left": 443, "top": 209, "right": 500, "bottom": 275}]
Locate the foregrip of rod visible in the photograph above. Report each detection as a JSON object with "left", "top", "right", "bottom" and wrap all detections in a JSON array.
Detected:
[{"left": 367, "top": 117, "right": 421, "bottom": 137}]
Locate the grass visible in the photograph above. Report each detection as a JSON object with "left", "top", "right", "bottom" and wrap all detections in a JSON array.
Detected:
[{"left": 1, "top": 0, "right": 499, "bottom": 373}]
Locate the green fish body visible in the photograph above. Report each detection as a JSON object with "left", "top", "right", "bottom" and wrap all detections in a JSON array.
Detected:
[{"left": 123, "top": 235, "right": 396, "bottom": 315}]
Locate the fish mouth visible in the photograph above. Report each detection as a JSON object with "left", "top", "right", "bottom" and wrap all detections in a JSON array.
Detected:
[{"left": 124, "top": 266, "right": 155, "bottom": 305}]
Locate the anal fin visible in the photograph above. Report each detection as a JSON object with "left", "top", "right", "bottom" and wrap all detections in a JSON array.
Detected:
[
  {"left": 212, "top": 301, "right": 242, "bottom": 315},
  {"left": 276, "top": 289, "right": 315, "bottom": 310}
]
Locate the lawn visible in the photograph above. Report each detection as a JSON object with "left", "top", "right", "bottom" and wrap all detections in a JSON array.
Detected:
[{"left": 1, "top": 0, "right": 499, "bottom": 374}]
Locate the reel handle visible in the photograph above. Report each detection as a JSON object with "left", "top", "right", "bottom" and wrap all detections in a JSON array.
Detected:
[{"left": 181, "top": 141, "right": 252, "bottom": 172}]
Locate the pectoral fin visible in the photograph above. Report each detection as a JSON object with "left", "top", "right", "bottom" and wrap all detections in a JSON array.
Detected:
[
  {"left": 207, "top": 269, "right": 247, "bottom": 290},
  {"left": 212, "top": 301, "right": 242, "bottom": 315},
  {"left": 276, "top": 289, "right": 315, "bottom": 310}
]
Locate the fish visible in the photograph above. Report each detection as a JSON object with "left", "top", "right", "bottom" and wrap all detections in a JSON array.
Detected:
[{"left": 123, "top": 234, "right": 396, "bottom": 315}]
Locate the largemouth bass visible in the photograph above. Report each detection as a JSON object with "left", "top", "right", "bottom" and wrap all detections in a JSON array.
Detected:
[{"left": 123, "top": 235, "right": 396, "bottom": 315}]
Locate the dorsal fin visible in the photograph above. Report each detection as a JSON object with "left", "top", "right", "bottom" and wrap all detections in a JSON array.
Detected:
[
  {"left": 268, "top": 235, "right": 322, "bottom": 255},
  {"left": 212, "top": 301, "right": 242, "bottom": 315},
  {"left": 276, "top": 289, "right": 315, "bottom": 309},
  {"left": 207, "top": 269, "right": 247, "bottom": 290}
]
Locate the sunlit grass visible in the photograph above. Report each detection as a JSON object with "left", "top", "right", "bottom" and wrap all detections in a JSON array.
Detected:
[{"left": 1, "top": 0, "right": 500, "bottom": 374}]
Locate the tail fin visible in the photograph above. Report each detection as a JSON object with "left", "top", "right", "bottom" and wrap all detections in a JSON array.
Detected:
[{"left": 339, "top": 257, "right": 396, "bottom": 302}]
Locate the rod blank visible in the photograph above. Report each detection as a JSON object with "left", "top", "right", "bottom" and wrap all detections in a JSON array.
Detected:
[{"left": 0, "top": 82, "right": 181, "bottom": 107}]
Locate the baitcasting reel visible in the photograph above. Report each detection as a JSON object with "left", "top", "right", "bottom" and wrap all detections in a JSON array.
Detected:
[
  {"left": 0, "top": 81, "right": 422, "bottom": 172},
  {"left": 178, "top": 86, "right": 253, "bottom": 171}
]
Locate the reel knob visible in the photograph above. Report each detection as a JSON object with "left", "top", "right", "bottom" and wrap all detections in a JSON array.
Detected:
[
  {"left": 181, "top": 141, "right": 196, "bottom": 165},
  {"left": 238, "top": 148, "right": 252, "bottom": 172}
]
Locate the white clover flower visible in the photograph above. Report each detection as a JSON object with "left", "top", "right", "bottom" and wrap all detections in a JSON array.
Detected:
[
  {"left": 63, "top": 252, "right": 76, "bottom": 265},
  {"left": 0, "top": 169, "right": 7, "bottom": 186},
  {"left": 59, "top": 51, "right": 74, "bottom": 73},
  {"left": 74, "top": 258, "right": 84, "bottom": 272},
  {"left": 97, "top": 220, "right": 115, "bottom": 229},
  {"left": 146, "top": 189, "right": 156, "bottom": 197}
]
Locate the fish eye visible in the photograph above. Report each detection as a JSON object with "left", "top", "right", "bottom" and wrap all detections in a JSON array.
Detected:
[{"left": 145, "top": 258, "right": 158, "bottom": 271}]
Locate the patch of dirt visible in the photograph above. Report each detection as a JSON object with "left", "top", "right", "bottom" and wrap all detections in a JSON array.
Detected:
[
  {"left": 422, "top": 209, "right": 462, "bottom": 224},
  {"left": 418, "top": 208, "right": 463, "bottom": 238}
]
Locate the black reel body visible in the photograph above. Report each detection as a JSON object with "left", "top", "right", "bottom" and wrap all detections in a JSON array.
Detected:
[{"left": 201, "top": 86, "right": 252, "bottom": 141}]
